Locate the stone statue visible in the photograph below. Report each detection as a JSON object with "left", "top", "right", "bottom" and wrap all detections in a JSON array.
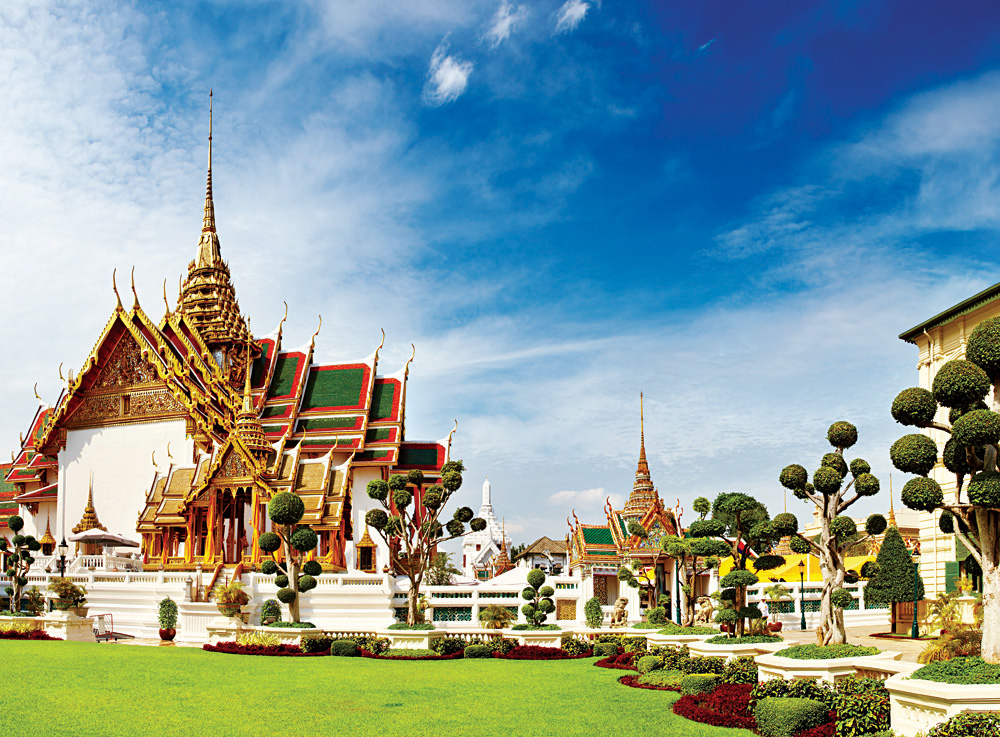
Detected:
[
  {"left": 695, "top": 596, "right": 714, "bottom": 625},
  {"left": 609, "top": 597, "right": 629, "bottom": 628}
]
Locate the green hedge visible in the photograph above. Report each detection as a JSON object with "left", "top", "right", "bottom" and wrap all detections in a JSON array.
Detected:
[
  {"left": 774, "top": 643, "right": 880, "bottom": 659},
  {"left": 704, "top": 634, "right": 782, "bottom": 645},
  {"left": 749, "top": 676, "right": 889, "bottom": 737},
  {"left": 300, "top": 635, "right": 334, "bottom": 653},
  {"left": 510, "top": 623, "right": 561, "bottom": 630},
  {"left": 636, "top": 655, "right": 663, "bottom": 674},
  {"left": 912, "top": 656, "right": 1000, "bottom": 684},
  {"left": 638, "top": 669, "right": 683, "bottom": 688},
  {"left": 754, "top": 697, "right": 828, "bottom": 737},
  {"left": 927, "top": 710, "right": 1000, "bottom": 736},
  {"left": 386, "top": 622, "right": 435, "bottom": 630},
  {"left": 330, "top": 640, "right": 359, "bottom": 657},
  {"left": 680, "top": 673, "right": 720, "bottom": 695},
  {"left": 593, "top": 642, "right": 618, "bottom": 658},
  {"left": 264, "top": 621, "right": 316, "bottom": 629},
  {"left": 463, "top": 644, "right": 493, "bottom": 659},
  {"left": 655, "top": 623, "right": 717, "bottom": 635}
]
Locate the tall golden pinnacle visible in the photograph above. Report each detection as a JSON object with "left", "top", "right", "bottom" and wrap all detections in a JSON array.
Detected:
[{"left": 622, "top": 392, "right": 658, "bottom": 519}]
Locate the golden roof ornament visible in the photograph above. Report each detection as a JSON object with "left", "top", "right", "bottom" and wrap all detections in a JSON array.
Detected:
[
  {"left": 72, "top": 474, "right": 108, "bottom": 535},
  {"left": 40, "top": 513, "right": 56, "bottom": 547},
  {"left": 234, "top": 327, "right": 270, "bottom": 461},
  {"left": 622, "top": 392, "right": 659, "bottom": 518}
]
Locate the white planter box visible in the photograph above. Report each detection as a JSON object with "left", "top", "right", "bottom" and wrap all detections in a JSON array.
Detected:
[
  {"left": 756, "top": 651, "right": 903, "bottom": 684},
  {"left": 383, "top": 630, "right": 444, "bottom": 650},
  {"left": 688, "top": 639, "right": 786, "bottom": 662},
  {"left": 42, "top": 611, "right": 96, "bottom": 642},
  {"left": 506, "top": 630, "right": 563, "bottom": 648},
  {"left": 644, "top": 633, "right": 714, "bottom": 650},
  {"left": 886, "top": 673, "right": 1000, "bottom": 737}
]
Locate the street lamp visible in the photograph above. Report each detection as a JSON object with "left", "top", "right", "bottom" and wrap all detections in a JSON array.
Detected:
[
  {"left": 57, "top": 538, "right": 68, "bottom": 579},
  {"left": 798, "top": 559, "right": 806, "bottom": 631},
  {"left": 675, "top": 562, "right": 682, "bottom": 625},
  {"left": 911, "top": 558, "right": 921, "bottom": 639}
]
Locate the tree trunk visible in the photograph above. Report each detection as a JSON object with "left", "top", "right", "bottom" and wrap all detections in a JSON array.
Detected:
[
  {"left": 817, "top": 509, "right": 848, "bottom": 645},
  {"left": 979, "top": 509, "right": 1000, "bottom": 663},
  {"left": 282, "top": 525, "right": 301, "bottom": 623},
  {"left": 407, "top": 577, "right": 422, "bottom": 626}
]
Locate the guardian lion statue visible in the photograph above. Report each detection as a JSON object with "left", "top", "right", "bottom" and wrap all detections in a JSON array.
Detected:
[
  {"left": 695, "top": 596, "right": 714, "bottom": 625},
  {"left": 609, "top": 597, "right": 629, "bottom": 628}
]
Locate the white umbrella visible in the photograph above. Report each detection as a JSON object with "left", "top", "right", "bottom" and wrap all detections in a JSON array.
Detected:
[{"left": 68, "top": 529, "right": 140, "bottom": 548}]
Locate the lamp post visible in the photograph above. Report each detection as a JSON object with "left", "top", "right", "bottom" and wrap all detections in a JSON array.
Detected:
[
  {"left": 911, "top": 558, "right": 921, "bottom": 639},
  {"left": 798, "top": 559, "right": 806, "bottom": 631},
  {"left": 57, "top": 538, "right": 68, "bottom": 579},
  {"left": 675, "top": 563, "right": 682, "bottom": 625}
]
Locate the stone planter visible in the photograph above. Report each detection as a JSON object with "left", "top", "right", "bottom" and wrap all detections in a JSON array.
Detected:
[
  {"left": 507, "top": 630, "right": 563, "bottom": 648},
  {"left": 383, "top": 629, "right": 444, "bottom": 651},
  {"left": 688, "top": 639, "right": 786, "bottom": 662},
  {"left": 42, "top": 611, "right": 96, "bottom": 642},
  {"left": 756, "top": 651, "right": 903, "bottom": 684},
  {"left": 51, "top": 598, "right": 74, "bottom": 611},
  {"left": 644, "top": 632, "right": 714, "bottom": 650},
  {"left": 886, "top": 673, "right": 1000, "bottom": 737}
]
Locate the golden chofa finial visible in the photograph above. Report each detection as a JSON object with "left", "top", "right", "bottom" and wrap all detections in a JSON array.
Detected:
[
  {"left": 162, "top": 279, "right": 170, "bottom": 315},
  {"left": 131, "top": 266, "right": 139, "bottom": 309},
  {"left": 33, "top": 383, "right": 40, "bottom": 401},
  {"left": 151, "top": 450, "right": 157, "bottom": 469},
  {"left": 277, "top": 300, "right": 288, "bottom": 339},
  {"left": 166, "top": 442, "right": 173, "bottom": 461},
  {"left": 112, "top": 268, "right": 122, "bottom": 309},
  {"left": 309, "top": 315, "right": 322, "bottom": 350},
  {"left": 58, "top": 362, "right": 64, "bottom": 381},
  {"left": 405, "top": 343, "right": 416, "bottom": 376}
]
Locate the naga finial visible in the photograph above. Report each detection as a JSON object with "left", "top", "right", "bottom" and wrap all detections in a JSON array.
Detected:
[
  {"left": 277, "top": 300, "right": 288, "bottom": 339},
  {"left": 405, "top": 343, "right": 416, "bottom": 376},
  {"left": 112, "top": 268, "right": 122, "bottom": 309},
  {"left": 131, "top": 266, "right": 139, "bottom": 308},
  {"left": 58, "top": 362, "right": 64, "bottom": 381},
  {"left": 309, "top": 315, "right": 322, "bottom": 349},
  {"left": 163, "top": 279, "right": 170, "bottom": 315},
  {"left": 152, "top": 450, "right": 157, "bottom": 469},
  {"left": 33, "top": 383, "right": 40, "bottom": 401},
  {"left": 166, "top": 442, "right": 173, "bottom": 461}
]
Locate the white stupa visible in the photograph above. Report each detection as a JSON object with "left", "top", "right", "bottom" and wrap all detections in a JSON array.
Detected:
[{"left": 461, "top": 477, "right": 512, "bottom": 578}]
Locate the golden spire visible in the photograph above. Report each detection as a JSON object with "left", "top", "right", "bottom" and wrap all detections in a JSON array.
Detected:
[
  {"left": 888, "top": 474, "right": 896, "bottom": 526},
  {"left": 72, "top": 473, "right": 108, "bottom": 535},
  {"left": 637, "top": 391, "right": 649, "bottom": 476},
  {"left": 242, "top": 324, "right": 253, "bottom": 413},
  {"left": 40, "top": 512, "right": 56, "bottom": 547},
  {"left": 623, "top": 392, "right": 657, "bottom": 518},
  {"left": 197, "top": 89, "right": 221, "bottom": 267}
]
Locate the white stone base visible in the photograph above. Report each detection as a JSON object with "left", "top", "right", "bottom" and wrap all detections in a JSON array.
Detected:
[
  {"left": 644, "top": 633, "right": 714, "bottom": 649},
  {"left": 886, "top": 673, "right": 1000, "bottom": 737},
  {"left": 385, "top": 630, "right": 444, "bottom": 650},
  {"left": 505, "top": 630, "right": 564, "bottom": 648},
  {"left": 755, "top": 651, "right": 904, "bottom": 684},
  {"left": 42, "top": 611, "right": 96, "bottom": 642},
  {"left": 687, "top": 639, "right": 786, "bottom": 661}
]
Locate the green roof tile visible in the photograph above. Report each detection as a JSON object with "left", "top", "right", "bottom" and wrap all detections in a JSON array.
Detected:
[
  {"left": 302, "top": 368, "right": 365, "bottom": 410},
  {"left": 582, "top": 527, "right": 614, "bottom": 545}
]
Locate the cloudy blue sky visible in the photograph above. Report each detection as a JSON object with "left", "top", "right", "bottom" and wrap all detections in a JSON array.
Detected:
[{"left": 3, "top": 1, "right": 1000, "bottom": 547}]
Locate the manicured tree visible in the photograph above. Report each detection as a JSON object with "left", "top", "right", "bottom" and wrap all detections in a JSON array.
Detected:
[
  {"left": 863, "top": 526, "right": 923, "bottom": 620},
  {"left": 778, "top": 421, "right": 888, "bottom": 645},
  {"left": 256, "top": 491, "right": 321, "bottom": 624},
  {"left": 584, "top": 596, "right": 604, "bottom": 628},
  {"left": 689, "top": 493, "right": 782, "bottom": 637},
  {"left": 662, "top": 496, "right": 730, "bottom": 627},
  {"left": 620, "top": 519, "right": 672, "bottom": 609},
  {"left": 1, "top": 515, "right": 40, "bottom": 612},
  {"left": 888, "top": 318, "right": 1000, "bottom": 661},
  {"left": 521, "top": 568, "right": 555, "bottom": 626},
  {"left": 364, "top": 462, "right": 487, "bottom": 626}
]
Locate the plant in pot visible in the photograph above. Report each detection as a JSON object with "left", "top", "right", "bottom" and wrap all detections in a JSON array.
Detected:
[
  {"left": 213, "top": 579, "right": 250, "bottom": 619},
  {"left": 260, "top": 598, "right": 281, "bottom": 626},
  {"left": 158, "top": 597, "right": 178, "bottom": 641},
  {"left": 478, "top": 603, "right": 516, "bottom": 630},
  {"left": 47, "top": 577, "right": 87, "bottom": 614},
  {"left": 763, "top": 583, "right": 792, "bottom": 632}
]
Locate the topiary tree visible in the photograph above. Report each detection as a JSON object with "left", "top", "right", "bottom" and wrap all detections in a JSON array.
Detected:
[
  {"left": 778, "top": 421, "right": 887, "bottom": 645},
  {"left": 364, "top": 462, "right": 486, "bottom": 626},
  {"left": 1, "top": 515, "right": 40, "bottom": 612},
  {"left": 663, "top": 497, "right": 730, "bottom": 626},
  {"left": 256, "top": 491, "right": 321, "bottom": 624},
  {"left": 863, "top": 525, "right": 923, "bottom": 621},
  {"left": 689, "top": 492, "right": 782, "bottom": 637},
  {"left": 521, "top": 568, "right": 555, "bottom": 626},
  {"left": 889, "top": 318, "right": 1000, "bottom": 661},
  {"left": 584, "top": 596, "right": 604, "bottom": 628}
]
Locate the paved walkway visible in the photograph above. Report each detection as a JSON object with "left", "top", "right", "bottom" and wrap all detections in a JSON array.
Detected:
[{"left": 774, "top": 622, "right": 929, "bottom": 662}]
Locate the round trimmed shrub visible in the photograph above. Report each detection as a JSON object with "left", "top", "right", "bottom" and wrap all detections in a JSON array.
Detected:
[
  {"left": 738, "top": 605, "right": 762, "bottom": 620},
  {"left": 827, "top": 421, "right": 858, "bottom": 448},
  {"left": 392, "top": 488, "right": 412, "bottom": 509},
  {"left": 274, "top": 574, "right": 289, "bottom": 588},
  {"left": 821, "top": 453, "right": 848, "bottom": 477},
  {"left": 593, "top": 642, "right": 618, "bottom": 658},
  {"left": 720, "top": 569, "right": 759, "bottom": 588},
  {"left": 442, "top": 471, "right": 463, "bottom": 492},
  {"left": 901, "top": 476, "right": 944, "bottom": 512},
  {"left": 680, "top": 673, "right": 720, "bottom": 696},
  {"left": 772, "top": 512, "right": 798, "bottom": 536},
  {"left": 932, "top": 359, "right": 990, "bottom": 408},
  {"left": 966, "top": 317, "right": 1000, "bottom": 376},
  {"left": 891, "top": 387, "right": 937, "bottom": 427},
  {"left": 257, "top": 532, "right": 281, "bottom": 553},
  {"left": 388, "top": 474, "right": 407, "bottom": 490},
  {"left": 813, "top": 465, "right": 843, "bottom": 494},
  {"left": 943, "top": 438, "right": 973, "bottom": 475},
  {"left": 290, "top": 526, "right": 318, "bottom": 552},
  {"left": 366, "top": 479, "right": 389, "bottom": 501},
  {"left": 464, "top": 644, "right": 493, "bottom": 659},
  {"left": 830, "top": 588, "right": 852, "bottom": 609},
  {"left": 260, "top": 559, "right": 278, "bottom": 575},
  {"left": 302, "top": 560, "right": 322, "bottom": 577},
  {"left": 890, "top": 434, "right": 938, "bottom": 476},
  {"left": 298, "top": 575, "right": 317, "bottom": 592},
  {"left": 854, "top": 472, "right": 880, "bottom": 496},
  {"left": 522, "top": 587, "right": 536, "bottom": 601},
  {"left": 526, "top": 569, "right": 545, "bottom": 589},
  {"left": 779, "top": 464, "right": 808, "bottom": 490},
  {"left": 952, "top": 409, "right": 1000, "bottom": 447},
  {"left": 276, "top": 587, "right": 296, "bottom": 604},
  {"left": 365, "top": 509, "right": 388, "bottom": 530},
  {"left": 268, "top": 491, "right": 305, "bottom": 525},
  {"left": 865, "top": 514, "right": 888, "bottom": 536},
  {"left": 830, "top": 515, "right": 857, "bottom": 538},
  {"left": 968, "top": 471, "right": 1000, "bottom": 508},
  {"left": 330, "top": 639, "right": 358, "bottom": 657},
  {"left": 850, "top": 458, "right": 872, "bottom": 477},
  {"left": 637, "top": 655, "right": 664, "bottom": 674},
  {"left": 789, "top": 536, "right": 811, "bottom": 554},
  {"left": 754, "top": 697, "right": 829, "bottom": 737},
  {"left": 469, "top": 518, "right": 487, "bottom": 532},
  {"left": 421, "top": 488, "right": 443, "bottom": 509},
  {"left": 753, "top": 554, "right": 785, "bottom": 572}
]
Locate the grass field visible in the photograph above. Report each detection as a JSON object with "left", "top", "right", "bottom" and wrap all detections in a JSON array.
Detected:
[{"left": 2, "top": 641, "right": 755, "bottom": 737}]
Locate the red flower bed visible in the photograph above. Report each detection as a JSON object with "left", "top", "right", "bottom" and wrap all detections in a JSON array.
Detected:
[
  {"left": 794, "top": 712, "right": 837, "bottom": 737},
  {"left": 202, "top": 642, "right": 325, "bottom": 656},
  {"left": 672, "top": 684, "right": 757, "bottom": 731},
  {"left": 619, "top": 675, "right": 680, "bottom": 691},
  {"left": 594, "top": 652, "right": 637, "bottom": 671},
  {"left": 502, "top": 645, "right": 570, "bottom": 660},
  {"left": 0, "top": 629, "right": 60, "bottom": 641},
  {"left": 360, "top": 650, "right": 464, "bottom": 661}
]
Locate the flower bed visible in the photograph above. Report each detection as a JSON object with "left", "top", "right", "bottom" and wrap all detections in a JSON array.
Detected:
[
  {"left": 775, "top": 643, "right": 881, "bottom": 659},
  {"left": 387, "top": 622, "right": 435, "bottom": 630},
  {"left": 910, "top": 656, "right": 1000, "bottom": 684},
  {"left": 361, "top": 650, "right": 463, "bottom": 661},
  {"left": 618, "top": 674, "right": 680, "bottom": 691},
  {"left": 503, "top": 645, "right": 572, "bottom": 660},
  {"left": 704, "top": 634, "right": 782, "bottom": 645},
  {"left": 672, "top": 683, "right": 758, "bottom": 730},
  {"left": 595, "top": 651, "right": 638, "bottom": 671},
  {"left": 203, "top": 642, "right": 325, "bottom": 656},
  {"left": 0, "top": 629, "right": 60, "bottom": 641}
]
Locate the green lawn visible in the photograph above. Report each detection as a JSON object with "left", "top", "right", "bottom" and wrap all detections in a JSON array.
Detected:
[{"left": 2, "top": 641, "right": 755, "bottom": 737}]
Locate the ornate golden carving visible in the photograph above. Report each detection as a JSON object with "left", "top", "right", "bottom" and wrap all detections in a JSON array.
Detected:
[
  {"left": 95, "top": 334, "right": 158, "bottom": 389},
  {"left": 219, "top": 451, "right": 251, "bottom": 479},
  {"left": 130, "top": 390, "right": 185, "bottom": 416}
]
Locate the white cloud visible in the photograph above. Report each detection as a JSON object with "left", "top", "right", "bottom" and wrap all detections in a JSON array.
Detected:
[
  {"left": 697, "top": 38, "right": 716, "bottom": 55},
  {"left": 548, "top": 488, "right": 623, "bottom": 510},
  {"left": 423, "top": 40, "right": 474, "bottom": 106},
  {"left": 483, "top": 2, "right": 526, "bottom": 49},
  {"left": 554, "top": 0, "right": 591, "bottom": 35}
]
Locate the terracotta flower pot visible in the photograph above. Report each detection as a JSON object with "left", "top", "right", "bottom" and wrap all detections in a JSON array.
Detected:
[
  {"left": 159, "top": 628, "right": 176, "bottom": 641},
  {"left": 768, "top": 621, "right": 783, "bottom": 632},
  {"left": 52, "top": 598, "right": 74, "bottom": 611},
  {"left": 217, "top": 603, "right": 242, "bottom": 618}
]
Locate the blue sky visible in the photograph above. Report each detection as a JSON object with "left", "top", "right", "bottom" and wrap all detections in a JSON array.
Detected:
[{"left": 3, "top": 1, "right": 1000, "bottom": 547}]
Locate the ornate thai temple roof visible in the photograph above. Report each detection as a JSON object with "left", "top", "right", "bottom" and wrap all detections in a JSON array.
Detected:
[
  {"left": 72, "top": 482, "right": 108, "bottom": 535},
  {"left": 621, "top": 393, "right": 657, "bottom": 519}
]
